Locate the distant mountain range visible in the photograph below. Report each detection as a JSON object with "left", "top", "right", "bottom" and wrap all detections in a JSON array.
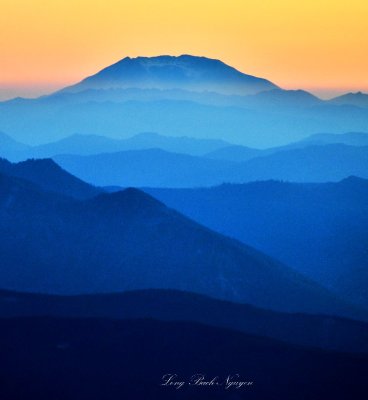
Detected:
[
  {"left": 146, "top": 177, "right": 368, "bottom": 308},
  {"left": 0, "top": 163, "right": 363, "bottom": 320},
  {"left": 53, "top": 143, "right": 368, "bottom": 187},
  {"left": 0, "top": 55, "right": 367, "bottom": 147},
  {"left": 0, "top": 131, "right": 232, "bottom": 161},
  {"left": 1, "top": 131, "right": 367, "bottom": 187},
  {"left": 2, "top": 130, "right": 368, "bottom": 163}
]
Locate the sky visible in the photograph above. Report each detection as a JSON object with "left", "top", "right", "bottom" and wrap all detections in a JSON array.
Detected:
[{"left": 0, "top": 0, "right": 367, "bottom": 100}]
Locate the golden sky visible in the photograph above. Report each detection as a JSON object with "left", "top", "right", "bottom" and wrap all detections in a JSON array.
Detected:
[{"left": 0, "top": 0, "right": 367, "bottom": 99}]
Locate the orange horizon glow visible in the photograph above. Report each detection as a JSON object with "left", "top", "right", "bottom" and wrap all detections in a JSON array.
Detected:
[{"left": 0, "top": 0, "right": 367, "bottom": 100}]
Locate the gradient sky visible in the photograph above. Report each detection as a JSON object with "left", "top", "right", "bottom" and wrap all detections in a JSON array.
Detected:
[{"left": 0, "top": 0, "right": 367, "bottom": 100}]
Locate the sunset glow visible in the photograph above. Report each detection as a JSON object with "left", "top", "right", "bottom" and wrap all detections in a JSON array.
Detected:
[{"left": 0, "top": 0, "right": 367, "bottom": 99}]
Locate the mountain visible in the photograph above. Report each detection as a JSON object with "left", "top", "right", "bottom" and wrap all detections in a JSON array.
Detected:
[
  {"left": 146, "top": 177, "right": 368, "bottom": 308},
  {"left": 1, "top": 288, "right": 367, "bottom": 354},
  {"left": 0, "top": 171, "right": 363, "bottom": 319},
  {"left": 61, "top": 55, "right": 278, "bottom": 96},
  {"left": 0, "top": 317, "right": 367, "bottom": 400},
  {"left": 54, "top": 144, "right": 368, "bottom": 188},
  {"left": 328, "top": 92, "right": 368, "bottom": 108},
  {"left": 0, "top": 158, "right": 100, "bottom": 199}
]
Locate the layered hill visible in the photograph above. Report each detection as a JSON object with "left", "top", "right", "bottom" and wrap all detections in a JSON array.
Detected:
[{"left": 0, "top": 170, "right": 362, "bottom": 319}]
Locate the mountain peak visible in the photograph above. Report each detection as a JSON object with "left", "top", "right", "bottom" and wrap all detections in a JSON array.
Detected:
[
  {"left": 0, "top": 158, "right": 100, "bottom": 199},
  {"left": 118, "top": 54, "right": 226, "bottom": 64},
  {"left": 92, "top": 187, "right": 166, "bottom": 213},
  {"left": 18, "top": 157, "right": 60, "bottom": 169}
]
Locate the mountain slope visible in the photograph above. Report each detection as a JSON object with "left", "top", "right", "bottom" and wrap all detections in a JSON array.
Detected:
[
  {"left": 0, "top": 158, "right": 101, "bottom": 199},
  {"left": 1, "top": 288, "right": 367, "bottom": 354},
  {"left": 0, "top": 171, "right": 362, "bottom": 319},
  {"left": 62, "top": 54, "right": 278, "bottom": 95},
  {"left": 146, "top": 177, "right": 368, "bottom": 308}
]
